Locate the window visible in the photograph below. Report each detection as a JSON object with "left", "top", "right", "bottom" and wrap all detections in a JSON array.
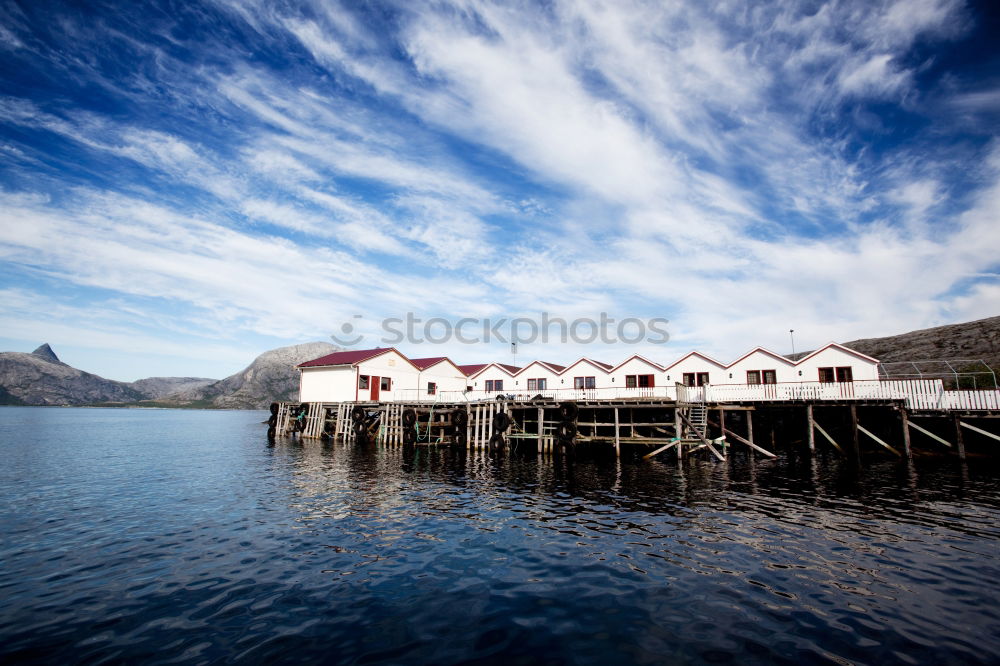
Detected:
[
  {"left": 527, "top": 378, "right": 536, "bottom": 391},
  {"left": 836, "top": 366, "right": 853, "bottom": 382},
  {"left": 748, "top": 370, "right": 777, "bottom": 385},
  {"left": 683, "top": 373, "right": 709, "bottom": 386},
  {"left": 380, "top": 377, "right": 391, "bottom": 391},
  {"left": 626, "top": 375, "right": 637, "bottom": 388},
  {"left": 574, "top": 376, "right": 596, "bottom": 389},
  {"left": 358, "top": 375, "right": 370, "bottom": 389},
  {"left": 527, "top": 378, "right": 547, "bottom": 390},
  {"left": 626, "top": 374, "right": 654, "bottom": 388},
  {"left": 427, "top": 382, "right": 437, "bottom": 395},
  {"left": 818, "top": 367, "right": 835, "bottom": 383},
  {"left": 485, "top": 379, "right": 503, "bottom": 392}
]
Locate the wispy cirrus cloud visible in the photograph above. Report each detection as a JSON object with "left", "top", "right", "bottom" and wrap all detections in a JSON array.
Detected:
[{"left": 0, "top": 0, "right": 997, "bottom": 378}]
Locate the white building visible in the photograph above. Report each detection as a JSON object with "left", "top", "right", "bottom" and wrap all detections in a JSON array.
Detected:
[
  {"left": 664, "top": 351, "right": 728, "bottom": 387},
  {"left": 608, "top": 355, "right": 665, "bottom": 392},
  {"left": 411, "top": 357, "right": 471, "bottom": 398},
  {"left": 724, "top": 348, "right": 798, "bottom": 385},
  {"left": 467, "top": 362, "right": 521, "bottom": 394},
  {"left": 792, "top": 343, "right": 879, "bottom": 382},
  {"left": 511, "top": 360, "right": 566, "bottom": 395},
  {"left": 295, "top": 342, "right": 882, "bottom": 403}
]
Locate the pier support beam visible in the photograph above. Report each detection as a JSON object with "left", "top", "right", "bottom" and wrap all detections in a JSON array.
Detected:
[
  {"left": 614, "top": 407, "right": 621, "bottom": 457},
  {"left": 850, "top": 405, "right": 860, "bottom": 462},
  {"left": 960, "top": 420, "right": 1000, "bottom": 443},
  {"left": 900, "top": 409, "right": 913, "bottom": 459},
  {"left": 953, "top": 414, "right": 966, "bottom": 461},
  {"left": 807, "top": 405, "right": 816, "bottom": 453}
]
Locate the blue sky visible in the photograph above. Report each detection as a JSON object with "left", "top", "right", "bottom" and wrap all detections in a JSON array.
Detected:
[{"left": 1, "top": 0, "right": 998, "bottom": 381}]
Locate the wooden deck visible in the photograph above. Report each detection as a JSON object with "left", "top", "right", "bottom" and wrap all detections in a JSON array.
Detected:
[{"left": 267, "top": 395, "right": 1000, "bottom": 463}]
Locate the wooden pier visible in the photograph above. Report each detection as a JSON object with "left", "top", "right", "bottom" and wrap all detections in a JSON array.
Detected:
[{"left": 266, "top": 394, "right": 1000, "bottom": 462}]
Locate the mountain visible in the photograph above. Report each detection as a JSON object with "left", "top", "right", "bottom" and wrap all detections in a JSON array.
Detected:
[
  {"left": 32, "top": 343, "right": 61, "bottom": 364},
  {"left": 0, "top": 345, "right": 144, "bottom": 405},
  {"left": 129, "top": 376, "right": 217, "bottom": 399},
  {"left": 162, "top": 341, "right": 340, "bottom": 409}
]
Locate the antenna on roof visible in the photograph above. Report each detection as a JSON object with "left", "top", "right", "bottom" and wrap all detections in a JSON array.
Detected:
[
  {"left": 789, "top": 329, "right": 796, "bottom": 357},
  {"left": 511, "top": 341, "right": 517, "bottom": 367}
]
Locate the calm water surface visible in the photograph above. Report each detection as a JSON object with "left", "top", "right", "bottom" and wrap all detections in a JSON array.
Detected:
[{"left": 1, "top": 406, "right": 999, "bottom": 665}]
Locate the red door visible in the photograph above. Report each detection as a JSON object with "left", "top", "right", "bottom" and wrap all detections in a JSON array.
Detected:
[{"left": 370, "top": 376, "right": 380, "bottom": 401}]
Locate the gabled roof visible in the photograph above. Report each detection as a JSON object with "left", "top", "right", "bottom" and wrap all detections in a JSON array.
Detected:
[
  {"left": 561, "top": 357, "right": 614, "bottom": 375},
  {"left": 409, "top": 356, "right": 448, "bottom": 370},
  {"left": 727, "top": 346, "right": 796, "bottom": 368},
  {"left": 297, "top": 347, "right": 420, "bottom": 369},
  {"left": 457, "top": 363, "right": 487, "bottom": 376},
  {"left": 467, "top": 362, "right": 522, "bottom": 379},
  {"left": 514, "top": 360, "right": 565, "bottom": 376},
  {"left": 609, "top": 354, "right": 666, "bottom": 372},
  {"left": 663, "top": 350, "right": 728, "bottom": 371},
  {"left": 793, "top": 342, "right": 880, "bottom": 365},
  {"left": 412, "top": 357, "right": 467, "bottom": 376}
]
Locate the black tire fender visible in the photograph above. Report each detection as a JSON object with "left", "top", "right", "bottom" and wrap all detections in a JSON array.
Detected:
[
  {"left": 402, "top": 408, "right": 417, "bottom": 427},
  {"left": 558, "top": 402, "right": 578, "bottom": 421},
  {"left": 492, "top": 412, "right": 511, "bottom": 433}
]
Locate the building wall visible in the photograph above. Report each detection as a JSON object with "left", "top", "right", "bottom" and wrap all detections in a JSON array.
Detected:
[
  {"left": 470, "top": 365, "right": 517, "bottom": 392},
  {"left": 664, "top": 355, "right": 727, "bottom": 385},
  {"left": 299, "top": 366, "right": 357, "bottom": 402},
  {"left": 795, "top": 347, "right": 879, "bottom": 382},
  {"left": 562, "top": 360, "right": 613, "bottom": 390},
  {"left": 725, "top": 351, "right": 798, "bottom": 384},
  {"left": 608, "top": 357, "right": 665, "bottom": 389},
  {"left": 513, "top": 363, "right": 563, "bottom": 394},
  {"left": 418, "top": 363, "right": 470, "bottom": 398},
  {"left": 355, "top": 350, "right": 420, "bottom": 400}
]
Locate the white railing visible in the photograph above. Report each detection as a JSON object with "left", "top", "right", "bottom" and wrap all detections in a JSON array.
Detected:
[{"left": 352, "top": 380, "right": 1000, "bottom": 411}]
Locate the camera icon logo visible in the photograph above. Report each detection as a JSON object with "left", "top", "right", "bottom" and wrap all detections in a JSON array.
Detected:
[{"left": 330, "top": 315, "right": 365, "bottom": 346}]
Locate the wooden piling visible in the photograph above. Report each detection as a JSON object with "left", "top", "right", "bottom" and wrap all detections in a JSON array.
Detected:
[
  {"left": 613, "top": 407, "right": 621, "bottom": 457},
  {"left": 900, "top": 409, "right": 912, "bottom": 459},
  {"left": 807, "top": 405, "right": 815, "bottom": 453},
  {"left": 850, "top": 404, "right": 860, "bottom": 462},
  {"left": 954, "top": 414, "right": 966, "bottom": 461}
]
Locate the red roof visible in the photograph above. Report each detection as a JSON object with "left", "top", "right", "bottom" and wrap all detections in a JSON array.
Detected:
[
  {"left": 457, "top": 363, "right": 487, "bottom": 376},
  {"left": 497, "top": 363, "right": 522, "bottom": 374},
  {"left": 409, "top": 356, "right": 448, "bottom": 370},
  {"left": 298, "top": 347, "right": 395, "bottom": 368}
]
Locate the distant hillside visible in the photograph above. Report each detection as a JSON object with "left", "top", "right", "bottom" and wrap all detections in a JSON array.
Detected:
[
  {"left": 0, "top": 341, "right": 338, "bottom": 408},
  {"left": 0, "top": 344, "right": 145, "bottom": 405},
  {"left": 790, "top": 316, "right": 1000, "bottom": 381},
  {"left": 129, "top": 376, "right": 216, "bottom": 399},
  {"left": 162, "top": 341, "right": 340, "bottom": 409}
]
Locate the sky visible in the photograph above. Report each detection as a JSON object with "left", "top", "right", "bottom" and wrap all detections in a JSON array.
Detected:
[{"left": 0, "top": 0, "right": 999, "bottom": 381}]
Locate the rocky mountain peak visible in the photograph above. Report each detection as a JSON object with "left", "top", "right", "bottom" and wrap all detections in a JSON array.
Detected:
[{"left": 31, "top": 343, "right": 61, "bottom": 364}]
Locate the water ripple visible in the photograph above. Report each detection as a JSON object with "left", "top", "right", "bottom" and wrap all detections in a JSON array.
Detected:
[{"left": 1, "top": 407, "right": 1000, "bottom": 664}]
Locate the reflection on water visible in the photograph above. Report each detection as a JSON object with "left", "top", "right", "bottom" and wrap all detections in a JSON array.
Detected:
[{"left": 1, "top": 407, "right": 999, "bottom": 664}]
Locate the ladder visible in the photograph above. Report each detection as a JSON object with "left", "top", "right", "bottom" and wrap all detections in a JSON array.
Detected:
[{"left": 684, "top": 403, "right": 708, "bottom": 440}]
